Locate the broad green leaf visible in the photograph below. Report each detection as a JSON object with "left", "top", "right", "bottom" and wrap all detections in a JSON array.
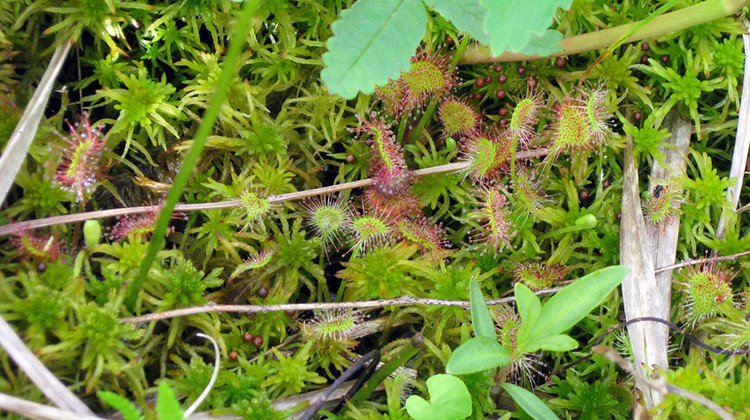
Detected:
[
  {"left": 536, "top": 334, "right": 578, "bottom": 352},
  {"left": 480, "top": 0, "right": 573, "bottom": 56},
  {"left": 501, "top": 383, "right": 558, "bottom": 420},
  {"left": 98, "top": 391, "right": 144, "bottom": 420},
  {"left": 322, "top": 0, "right": 427, "bottom": 99},
  {"left": 446, "top": 336, "right": 510, "bottom": 375},
  {"left": 514, "top": 283, "right": 541, "bottom": 345},
  {"left": 156, "top": 382, "right": 184, "bottom": 420},
  {"left": 517, "top": 30, "right": 563, "bottom": 55},
  {"left": 470, "top": 277, "right": 496, "bottom": 339},
  {"left": 425, "top": 0, "right": 490, "bottom": 44},
  {"left": 520, "top": 266, "right": 628, "bottom": 353},
  {"left": 405, "top": 374, "right": 472, "bottom": 420}
]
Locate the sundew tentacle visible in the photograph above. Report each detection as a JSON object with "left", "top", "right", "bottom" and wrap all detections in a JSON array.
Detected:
[
  {"left": 395, "top": 216, "right": 451, "bottom": 259},
  {"left": 468, "top": 186, "right": 515, "bottom": 253},
  {"left": 302, "top": 194, "right": 352, "bottom": 247},
  {"left": 438, "top": 96, "right": 480, "bottom": 139}
]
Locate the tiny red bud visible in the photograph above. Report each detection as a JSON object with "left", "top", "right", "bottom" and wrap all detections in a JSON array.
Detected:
[
  {"left": 616, "top": 212, "right": 622, "bottom": 220},
  {"left": 445, "top": 36, "right": 454, "bottom": 45},
  {"left": 345, "top": 154, "right": 355, "bottom": 164},
  {"left": 641, "top": 42, "right": 650, "bottom": 52},
  {"left": 498, "top": 107, "right": 508, "bottom": 116},
  {"left": 256, "top": 286, "right": 268, "bottom": 298},
  {"left": 633, "top": 112, "right": 643, "bottom": 122},
  {"left": 37, "top": 262, "right": 47, "bottom": 273},
  {"left": 640, "top": 55, "right": 650, "bottom": 64},
  {"left": 735, "top": 11, "right": 742, "bottom": 18},
  {"left": 484, "top": 76, "right": 492, "bottom": 85},
  {"left": 526, "top": 77, "right": 537, "bottom": 88},
  {"left": 473, "top": 92, "right": 483, "bottom": 100},
  {"left": 602, "top": 179, "right": 611, "bottom": 189},
  {"left": 497, "top": 74, "right": 507, "bottom": 84},
  {"left": 554, "top": 57, "right": 567, "bottom": 68},
  {"left": 495, "top": 89, "right": 506, "bottom": 99},
  {"left": 516, "top": 66, "right": 526, "bottom": 75},
  {"left": 579, "top": 190, "right": 590, "bottom": 201},
  {"left": 660, "top": 54, "right": 670, "bottom": 64},
  {"left": 493, "top": 64, "right": 503, "bottom": 73},
  {"left": 243, "top": 332, "right": 254, "bottom": 342},
  {"left": 475, "top": 78, "right": 486, "bottom": 87},
  {"left": 252, "top": 336, "right": 264, "bottom": 347},
  {"left": 229, "top": 350, "right": 239, "bottom": 361}
]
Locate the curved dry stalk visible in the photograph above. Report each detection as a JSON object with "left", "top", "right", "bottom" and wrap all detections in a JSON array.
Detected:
[
  {"left": 0, "top": 392, "right": 103, "bottom": 420},
  {"left": 122, "top": 287, "right": 563, "bottom": 324},
  {"left": 0, "top": 316, "right": 94, "bottom": 415},
  {"left": 594, "top": 346, "right": 735, "bottom": 420},
  {"left": 0, "top": 149, "right": 547, "bottom": 236}
]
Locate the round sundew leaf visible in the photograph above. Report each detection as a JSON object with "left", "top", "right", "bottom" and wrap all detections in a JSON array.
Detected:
[
  {"left": 405, "top": 374, "right": 472, "bottom": 420},
  {"left": 322, "top": 0, "right": 427, "bottom": 99}
]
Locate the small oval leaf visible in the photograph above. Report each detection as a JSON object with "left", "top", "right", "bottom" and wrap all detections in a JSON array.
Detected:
[{"left": 446, "top": 336, "right": 510, "bottom": 375}]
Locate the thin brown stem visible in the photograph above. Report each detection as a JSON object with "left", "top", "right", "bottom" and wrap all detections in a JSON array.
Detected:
[
  {"left": 122, "top": 286, "right": 563, "bottom": 324},
  {"left": 0, "top": 149, "right": 547, "bottom": 236},
  {"left": 654, "top": 249, "right": 750, "bottom": 273}
]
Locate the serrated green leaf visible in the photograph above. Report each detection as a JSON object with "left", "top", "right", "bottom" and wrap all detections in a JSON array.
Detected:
[
  {"left": 470, "top": 277, "right": 496, "bottom": 339},
  {"left": 405, "top": 374, "right": 472, "bottom": 420},
  {"left": 322, "top": 0, "right": 427, "bottom": 99},
  {"left": 519, "top": 266, "right": 628, "bottom": 353},
  {"left": 518, "top": 30, "right": 563, "bottom": 55},
  {"left": 156, "top": 382, "right": 184, "bottom": 420},
  {"left": 480, "top": 0, "right": 573, "bottom": 56},
  {"left": 425, "top": 0, "right": 490, "bottom": 44},
  {"left": 98, "top": 391, "right": 144, "bottom": 420},
  {"left": 446, "top": 336, "right": 510, "bottom": 375},
  {"left": 501, "top": 383, "right": 558, "bottom": 420}
]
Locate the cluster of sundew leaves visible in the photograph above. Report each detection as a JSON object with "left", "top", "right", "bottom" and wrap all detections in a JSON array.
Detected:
[{"left": 2, "top": 0, "right": 750, "bottom": 418}]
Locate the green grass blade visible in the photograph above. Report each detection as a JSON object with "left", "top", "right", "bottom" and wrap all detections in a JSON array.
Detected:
[{"left": 125, "top": 0, "right": 262, "bottom": 309}]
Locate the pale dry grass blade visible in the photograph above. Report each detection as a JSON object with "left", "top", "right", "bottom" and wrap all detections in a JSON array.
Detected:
[
  {"left": 620, "top": 140, "right": 667, "bottom": 410},
  {"left": 0, "top": 39, "right": 72, "bottom": 207},
  {"left": 0, "top": 316, "right": 93, "bottom": 414},
  {"left": 716, "top": 28, "right": 750, "bottom": 239}
]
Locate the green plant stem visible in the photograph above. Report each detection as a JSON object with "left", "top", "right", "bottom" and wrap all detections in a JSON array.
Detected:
[
  {"left": 0, "top": 149, "right": 548, "bottom": 236},
  {"left": 459, "top": 0, "right": 748, "bottom": 64},
  {"left": 125, "top": 0, "right": 262, "bottom": 310}
]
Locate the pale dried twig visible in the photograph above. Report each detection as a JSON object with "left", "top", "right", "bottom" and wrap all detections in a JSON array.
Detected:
[
  {"left": 0, "top": 392, "right": 103, "bottom": 420},
  {"left": 654, "top": 249, "right": 750, "bottom": 273},
  {"left": 0, "top": 150, "right": 547, "bottom": 236},
  {"left": 122, "top": 287, "right": 563, "bottom": 324},
  {"left": 594, "top": 346, "right": 735, "bottom": 420}
]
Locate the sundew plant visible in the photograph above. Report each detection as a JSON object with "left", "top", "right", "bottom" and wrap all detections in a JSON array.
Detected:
[{"left": 0, "top": 0, "right": 750, "bottom": 419}]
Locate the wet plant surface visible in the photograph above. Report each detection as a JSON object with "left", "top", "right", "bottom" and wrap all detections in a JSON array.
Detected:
[{"left": 1, "top": 1, "right": 750, "bottom": 419}]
